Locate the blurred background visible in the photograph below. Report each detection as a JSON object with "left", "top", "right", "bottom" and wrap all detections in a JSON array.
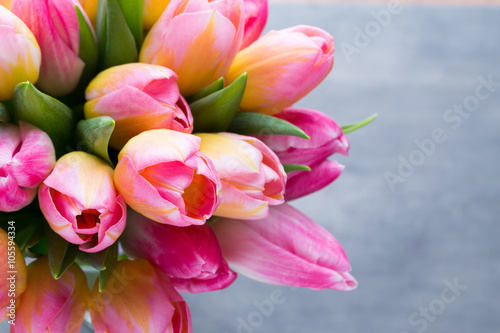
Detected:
[{"left": 182, "top": 0, "right": 500, "bottom": 332}]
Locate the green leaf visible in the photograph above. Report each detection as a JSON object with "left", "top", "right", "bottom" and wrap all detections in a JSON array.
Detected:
[
  {"left": 186, "top": 77, "right": 225, "bottom": 103},
  {"left": 77, "top": 241, "right": 117, "bottom": 272},
  {"left": 97, "top": 0, "right": 138, "bottom": 69},
  {"left": 45, "top": 223, "right": 79, "bottom": 279},
  {"left": 190, "top": 73, "right": 247, "bottom": 133},
  {"left": 117, "top": 0, "right": 144, "bottom": 50},
  {"left": 26, "top": 237, "right": 47, "bottom": 256},
  {"left": 283, "top": 164, "right": 311, "bottom": 173},
  {"left": 341, "top": 113, "right": 378, "bottom": 134},
  {"left": 76, "top": 5, "right": 99, "bottom": 90},
  {"left": 228, "top": 112, "right": 310, "bottom": 139},
  {"left": 13, "top": 82, "right": 74, "bottom": 158},
  {"left": 0, "top": 102, "right": 10, "bottom": 122},
  {"left": 98, "top": 242, "right": 118, "bottom": 291},
  {"left": 75, "top": 117, "right": 115, "bottom": 166}
]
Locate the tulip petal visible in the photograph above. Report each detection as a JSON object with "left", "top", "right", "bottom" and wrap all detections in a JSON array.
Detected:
[{"left": 285, "top": 159, "right": 344, "bottom": 201}]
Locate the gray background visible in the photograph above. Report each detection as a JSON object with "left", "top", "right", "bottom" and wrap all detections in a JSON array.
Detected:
[
  {"left": 2, "top": 2, "right": 499, "bottom": 333},
  {"left": 183, "top": 3, "right": 500, "bottom": 333}
]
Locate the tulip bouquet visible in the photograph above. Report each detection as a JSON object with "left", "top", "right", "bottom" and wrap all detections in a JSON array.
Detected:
[{"left": 0, "top": 0, "right": 376, "bottom": 331}]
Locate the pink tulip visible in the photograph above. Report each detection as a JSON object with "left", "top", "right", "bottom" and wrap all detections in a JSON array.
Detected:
[
  {"left": 225, "top": 25, "right": 334, "bottom": 115},
  {"left": 121, "top": 208, "right": 237, "bottom": 293},
  {"left": 257, "top": 108, "right": 348, "bottom": 200},
  {"left": 0, "top": 122, "right": 55, "bottom": 212},
  {"left": 240, "top": 0, "right": 267, "bottom": 49},
  {"left": 11, "top": 0, "right": 95, "bottom": 96},
  {"left": 114, "top": 129, "right": 220, "bottom": 226},
  {"left": 89, "top": 259, "right": 192, "bottom": 333},
  {"left": 38, "top": 152, "right": 126, "bottom": 253},
  {"left": 211, "top": 203, "right": 357, "bottom": 291},
  {"left": 12, "top": 256, "right": 90, "bottom": 333},
  {"left": 0, "top": 5, "right": 41, "bottom": 101},
  {"left": 197, "top": 133, "right": 286, "bottom": 220},
  {"left": 140, "top": 0, "right": 244, "bottom": 96},
  {"left": 0, "top": 228, "right": 27, "bottom": 321},
  {"left": 85, "top": 63, "right": 193, "bottom": 150}
]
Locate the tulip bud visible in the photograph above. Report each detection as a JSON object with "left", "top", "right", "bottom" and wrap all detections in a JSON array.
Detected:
[
  {"left": 77, "top": 0, "right": 97, "bottom": 26},
  {"left": 240, "top": 0, "right": 268, "bottom": 49},
  {"left": 0, "top": 228, "right": 27, "bottom": 320},
  {"left": 256, "top": 108, "right": 349, "bottom": 200},
  {"left": 114, "top": 129, "right": 220, "bottom": 226},
  {"left": 89, "top": 259, "right": 192, "bottom": 333},
  {"left": 13, "top": 256, "right": 90, "bottom": 333},
  {"left": 143, "top": 0, "right": 170, "bottom": 30},
  {"left": 140, "top": 0, "right": 244, "bottom": 96},
  {"left": 38, "top": 152, "right": 127, "bottom": 253},
  {"left": 11, "top": 0, "right": 96, "bottom": 96},
  {"left": 212, "top": 203, "right": 357, "bottom": 291},
  {"left": 226, "top": 25, "right": 334, "bottom": 115},
  {"left": 197, "top": 133, "right": 286, "bottom": 220},
  {"left": 0, "top": 122, "right": 55, "bottom": 212},
  {"left": 0, "top": 5, "right": 41, "bottom": 101},
  {"left": 84, "top": 63, "right": 193, "bottom": 150},
  {"left": 121, "top": 209, "right": 237, "bottom": 293}
]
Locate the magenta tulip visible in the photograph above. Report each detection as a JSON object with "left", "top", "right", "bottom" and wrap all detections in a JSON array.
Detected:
[
  {"left": 114, "top": 129, "right": 221, "bottom": 226},
  {"left": 211, "top": 203, "right": 357, "bottom": 291},
  {"left": 197, "top": 133, "right": 286, "bottom": 220},
  {"left": 0, "top": 122, "right": 55, "bottom": 212},
  {"left": 257, "top": 108, "right": 348, "bottom": 200},
  {"left": 121, "top": 209, "right": 237, "bottom": 293},
  {"left": 89, "top": 259, "right": 192, "bottom": 333},
  {"left": 226, "top": 25, "right": 334, "bottom": 115},
  {"left": 140, "top": 0, "right": 244, "bottom": 96},
  {"left": 85, "top": 63, "right": 193, "bottom": 150},
  {"left": 11, "top": 0, "right": 95, "bottom": 96},
  {"left": 38, "top": 152, "right": 126, "bottom": 253},
  {"left": 240, "top": 0, "right": 268, "bottom": 49}
]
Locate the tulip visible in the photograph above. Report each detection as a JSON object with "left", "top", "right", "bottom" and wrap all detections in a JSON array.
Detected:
[
  {"left": 121, "top": 208, "right": 237, "bottom": 293},
  {"left": 211, "top": 203, "right": 357, "bottom": 291},
  {"left": 13, "top": 256, "right": 90, "bottom": 333},
  {"left": 85, "top": 63, "right": 193, "bottom": 150},
  {"left": 11, "top": 0, "right": 95, "bottom": 96},
  {"left": 140, "top": 0, "right": 244, "bottom": 96},
  {"left": 0, "top": 228, "right": 27, "bottom": 321},
  {"left": 225, "top": 25, "right": 334, "bottom": 115},
  {"left": 89, "top": 259, "right": 192, "bottom": 333},
  {"left": 77, "top": 0, "right": 97, "bottom": 26},
  {"left": 38, "top": 151, "right": 126, "bottom": 253},
  {"left": 143, "top": 0, "right": 171, "bottom": 30},
  {"left": 114, "top": 129, "right": 220, "bottom": 226},
  {"left": 0, "top": 5, "right": 41, "bottom": 101},
  {"left": 0, "top": 1, "right": 11, "bottom": 9},
  {"left": 240, "top": 0, "right": 267, "bottom": 49},
  {"left": 256, "top": 108, "right": 348, "bottom": 200},
  {"left": 0, "top": 122, "right": 55, "bottom": 212},
  {"left": 197, "top": 133, "right": 286, "bottom": 220}
]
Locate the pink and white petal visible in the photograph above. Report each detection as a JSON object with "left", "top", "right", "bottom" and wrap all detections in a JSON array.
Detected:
[
  {"left": 0, "top": 175, "right": 36, "bottom": 212},
  {"left": 215, "top": 181, "right": 268, "bottom": 220}
]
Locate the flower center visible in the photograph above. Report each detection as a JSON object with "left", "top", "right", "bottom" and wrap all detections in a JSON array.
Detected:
[{"left": 76, "top": 209, "right": 100, "bottom": 231}]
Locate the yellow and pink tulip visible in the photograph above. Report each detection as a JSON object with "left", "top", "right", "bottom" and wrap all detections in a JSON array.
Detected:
[
  {"left": 0, "top": 4, "right": 41, "bottom": 101},
  {"left": 0, "top": 122, "right": 55, "bottom": 212},
  {"left": 0, "top": 228, "right": 27, "bottom": 321},
  {"left": 85, "top": 63, "right": 193, "bottom": 150},
  {"left": 12, "top": 256, "right": 90, "bottom": 333},
  {"left": 11, "top": 0, "right": 94, "bottom": 96},
  {"left": 197, "top": 133, "right": 286, "bottom": 220},
  {"left": 226, "top": 25, "right": 334, "bottom": 115},
  {"left": 121, "top": 208, "right": 237, "bottom": 293},
  {"left": 38, "top": 152, "right": 127, "bottom": 253},
  {"left": 89, "top": 259, "right": 192, "bottom": 333},
  {"left": 114, "top": 129, "right": 221, "bottom": 226},
  {"left": 140, "top": 0, "right": 244, "bottom": 96},
  {"left": 143, "top": 0, "right": 171, "bottom": 30}
]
